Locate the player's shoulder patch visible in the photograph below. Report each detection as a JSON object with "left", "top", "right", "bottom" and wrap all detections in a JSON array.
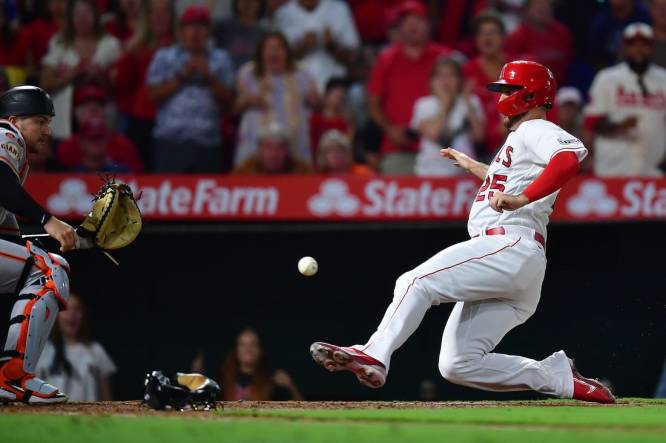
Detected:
[
  {"left": 1, "top": 141, "right": 21, "bottom": 161},
  {"left": 556, "top": 135, "right": 582, "bottom": 146}
]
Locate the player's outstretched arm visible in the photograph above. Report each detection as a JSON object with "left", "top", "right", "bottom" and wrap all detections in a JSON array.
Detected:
[{"left": 440, "top": 148, "right": 489, "bottom": 180}]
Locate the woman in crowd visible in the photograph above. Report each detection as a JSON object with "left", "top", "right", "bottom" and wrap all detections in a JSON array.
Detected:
[
  {"left": 36, "top": 293, "right": 116, "bottom": 402},
  {"left": 114, "top": 0, "right": 175, "bottom": 166},
  {"left": 40, "top": 0, "right": 121, "bottom": 140},
  {"left": 27, "top": 0, "right": 67, "bottom": 80},
  {"left": 411, "top": 57, "right": 485, "bottom": 177},
  {"left": 214, "top": 0, "right": 267, "bottom": 71},
  {"left": 234, "top": 31, "right": 318, "bottom": 167},
  {"left": 219, "top": 328, "right": 302, "bottom": 401},
  {"left": 317, "top": 129, "right": 373, "bottom": 176}
]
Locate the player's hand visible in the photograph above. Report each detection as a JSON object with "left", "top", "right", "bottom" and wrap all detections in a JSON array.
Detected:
[
  {"left": 440, "top": 147, "right": 475, "bottom": 171},
  {"left": 488, "top": 192, "right": 530, "bottom": 213},
  {"left": 44, "top": 217, "right": 77, "bottom": 252}
]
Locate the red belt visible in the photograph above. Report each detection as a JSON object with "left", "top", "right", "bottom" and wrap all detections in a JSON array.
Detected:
[{"left": 473, "top": 227, "right": 546, "bottom": 249}]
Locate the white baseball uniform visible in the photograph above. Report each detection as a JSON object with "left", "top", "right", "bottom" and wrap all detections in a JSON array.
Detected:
[
  {"left": 585, "top": 62, "right": 666, "bottom": 176},
  {"left": 356, "top": 118, "right": 587, "bottom": 398}
]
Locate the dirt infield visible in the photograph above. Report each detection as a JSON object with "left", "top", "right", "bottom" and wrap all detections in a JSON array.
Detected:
[{"left": 0, "top": 399, "right": 641, "bottom": 416}]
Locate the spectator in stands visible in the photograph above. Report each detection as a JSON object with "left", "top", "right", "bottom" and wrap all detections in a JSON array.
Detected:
[
  {"left": 36, "top": 293, "right": 116, "bottom": 402},
  {"left": 463, "top": 10, "right": 509, "bottom": 159},
  {"left": 652, "top": 0, "right": 666, "bottom": 67},
  {"left": 485, "top": 0, "right": 524, "bottom": 33},
  {"left": 234, "top": 31, "right": 318, "bottom": 167},
  {"left": 235, "top": 122, "right": 311, "bottom": 174},
  {"left": 115, "top": 0, "right": 175, "bottom": 168},
  {"left": 309, "top": 77, "right": 353, "bottom": 160},
  {"left": 505, "top": 0, "right": 573, "bottom": 85},
  {"left": 589, "top": 0, "right": 651, "bottom": 67},
  {"left": 40, "top": 0, "right": 122, "bottom": 140},
  {"left": 584, "top": 23, "right": 666, "bottom": 176},
  {"left": 265, "top": 0, "right": 287, "bottom": 24},
  {"left": 367, "top": 0, "right": 451, "bottom": 175},
  {"left": 274, "top": 0, "right": 359, "bottom": 91},
  {"left": 553, "top": 86, "right": 584, "bottom": 139},
  {"left": 411, "top": 57, "right": 484, "bottom": 177},
  {"left": 0, "top": 1, "right": 30, "bottom": 77},
  {"left": 218, "top": 327, "right": 302, "bottom": 401},
  {"left": 27, "top": 0, "right": 67, "bottom": 79},
  {"left": 105, "top": 0, "right": 141, "bottom": 47},
  {"left": 317, "top": 129, "right": 373, "bottom": 176},
  {"left": 57, "top": 85, "right": 143, "bottom": 172},
  {"left": 432, "top": 0, "right": 487, "bottom": 57},
  {"left": 175, "top": 0, "right": 231, "bottom": 22},
  {"left": 147, "top": 5, "right": 234, "bottom": 173},
  {"left": 214, "top": 0, "right": 267, "bottom": 72},
  {"left": 347, "top": 0, "right": 402, "bottom": 46}
]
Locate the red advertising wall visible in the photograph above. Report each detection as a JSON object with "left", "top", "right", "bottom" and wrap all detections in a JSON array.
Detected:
[{"left": 24, "top": 174, "right": 666, "bottom": 222}]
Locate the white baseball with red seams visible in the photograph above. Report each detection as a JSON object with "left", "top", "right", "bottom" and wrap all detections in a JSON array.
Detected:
[{"left": 350, "top": 118, "right": 587, "bottom": 399}]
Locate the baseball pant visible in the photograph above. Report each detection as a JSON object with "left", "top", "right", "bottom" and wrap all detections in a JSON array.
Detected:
[{"left": 358, "top": 229, "right": 574, "bottom": 398}]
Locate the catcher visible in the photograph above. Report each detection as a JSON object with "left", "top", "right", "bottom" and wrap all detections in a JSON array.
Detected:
[{"left": 0, "top": 86, "right": 140, "bottom": 404}]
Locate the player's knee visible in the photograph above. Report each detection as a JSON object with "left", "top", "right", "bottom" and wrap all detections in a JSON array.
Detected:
[
  {"left": 48, "top": 253, "right": 70, "bottom": 274},
  {"left": 438, "top": 354, "right": 475, "bottom": 384},
  {"left": 394, "top": 271, "right": 432, "bottom": 302}
]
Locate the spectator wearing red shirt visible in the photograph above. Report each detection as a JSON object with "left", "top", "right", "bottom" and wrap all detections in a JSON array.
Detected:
[
  {"left": 367, "top": 0, "right": 450, "bottom": 175},
  {"left": 309, "top": 78, "right": 353, "bottom": 160},
  {"left": 114, "top": 0, "right": 175, "bottom": 167},
  {"left": 462, "top": 10, "right": 509, "bottom": 159},
  {"left": 27, "top": 0, "right": 66, "bottom": 77},
  {"left": 505, "top": 0, "right": 574, "bottom": 85},
  {"left": 57, "top": 85, "right": 144, "bottom": 172},
  {"left": 347, "top": 0, "right": 402, "bottom": 45}
]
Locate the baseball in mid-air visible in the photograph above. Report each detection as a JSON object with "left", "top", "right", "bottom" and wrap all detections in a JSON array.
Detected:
[{"left": 298, "top": 256, "right": 318, "bottom": 276}]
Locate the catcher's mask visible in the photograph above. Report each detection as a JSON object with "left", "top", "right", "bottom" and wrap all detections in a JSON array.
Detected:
[{"left": 143, "top": 370, "right": 220, "bottom": 411}]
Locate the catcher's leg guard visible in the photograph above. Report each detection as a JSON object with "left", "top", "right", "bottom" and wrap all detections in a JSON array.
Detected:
[{"left": 0, "top": 242, "right": 70, "bottom": 403}]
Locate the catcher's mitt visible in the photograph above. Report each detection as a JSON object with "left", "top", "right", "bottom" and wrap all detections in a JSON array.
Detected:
[
  {"left": 143, "top": 370, "right": 220, "bottom": 411},
  {"left": 77, "top": 180, "right": 142, "bottom": 251}
]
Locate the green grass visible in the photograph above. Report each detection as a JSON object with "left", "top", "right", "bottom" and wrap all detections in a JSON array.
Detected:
[{"left": 1, "top": 399, "right": 665, "bottom": 443}]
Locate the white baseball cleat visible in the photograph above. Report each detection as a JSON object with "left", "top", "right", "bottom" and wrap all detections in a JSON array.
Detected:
[
  {"left": 0, "top": 374, "right": 68, "bottom": 404},
  {"left": 310, "top": 342, "right": 387, "bottom": 388}
]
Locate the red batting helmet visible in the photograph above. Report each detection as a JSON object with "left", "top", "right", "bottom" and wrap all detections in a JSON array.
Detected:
[{"left": 487, "top": 60, "right": 556, "bottom": 117}]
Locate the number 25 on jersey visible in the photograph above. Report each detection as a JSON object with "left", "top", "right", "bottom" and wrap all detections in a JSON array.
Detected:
[{"left": 476, "top": 146, "right": 513, "bottom": 202}]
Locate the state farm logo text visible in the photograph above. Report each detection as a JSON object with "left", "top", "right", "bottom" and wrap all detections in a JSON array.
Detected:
[
  {"left": 127, "top": 179, "right": 279, "bottom": 216},
  {"left": 308, "top": 178, "right": 478, "bottom": 217}
]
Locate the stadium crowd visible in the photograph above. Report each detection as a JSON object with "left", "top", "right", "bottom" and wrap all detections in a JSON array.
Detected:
[{"left": 0, "top": 0, "right": 664, "bottom": 177}]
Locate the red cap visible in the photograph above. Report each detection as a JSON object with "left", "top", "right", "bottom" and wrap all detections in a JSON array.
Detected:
[
  {"left": 388, "top": 1, "right": 428, "bottom": 27},
  {"left": 180, "top": 5, "right": 211, "bottom": 26},
  {"left": 74, "top": 85, "right": 107, "bottom": 107}
]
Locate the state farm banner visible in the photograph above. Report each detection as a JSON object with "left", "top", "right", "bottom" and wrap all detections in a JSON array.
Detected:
[{"left": 24, "top": 174, "right": 666, "bottom": 222}]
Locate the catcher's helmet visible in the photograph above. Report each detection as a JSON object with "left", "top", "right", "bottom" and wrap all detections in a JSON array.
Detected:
[
  {"left": 143, "top": 370, "right": 220, "bottom": 411},
  {"left": 487, "top": 60, "right": 556, "bottom": 117},
  {"left": 0, "top": 86, "right": 55, "bottom": 118}
]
